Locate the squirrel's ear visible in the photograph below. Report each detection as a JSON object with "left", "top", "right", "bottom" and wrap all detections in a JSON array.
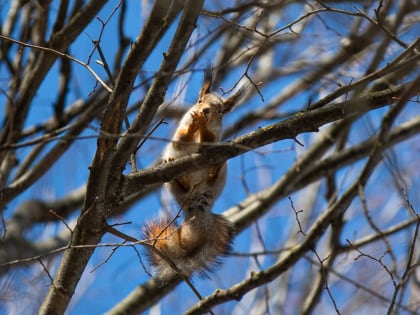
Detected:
[
  {"left": 223, "top": 86, "right": 246, "bottom": 113},
  {"left": 198, "top": 68, "right": 213, "bottom": 101}
]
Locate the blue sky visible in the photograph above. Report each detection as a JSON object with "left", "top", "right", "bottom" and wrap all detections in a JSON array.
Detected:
[{"left": 1, "top": 1, "right": 419, "bottom": 314}]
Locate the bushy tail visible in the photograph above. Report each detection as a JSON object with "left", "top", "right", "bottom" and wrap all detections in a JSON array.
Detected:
[{"left": 143, "top": 212, "right": 234, "bottom": 280}]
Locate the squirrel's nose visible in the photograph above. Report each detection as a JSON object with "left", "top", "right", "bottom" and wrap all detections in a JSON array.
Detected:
[
  {"left": 202, "top": 107, "right": 210, "bottom": 114},
  {"left": 202, "top": 107, "right": 211, "bottom": 118}
]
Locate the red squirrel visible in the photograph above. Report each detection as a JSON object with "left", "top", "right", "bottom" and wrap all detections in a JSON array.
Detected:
[{"left": 144, "top": 70, "right": 244, "bottom": 279}]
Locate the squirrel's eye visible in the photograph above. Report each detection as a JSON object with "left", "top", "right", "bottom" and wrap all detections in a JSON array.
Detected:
[{"left": 198, "top": 98, "right": 203, "bottom": 104}]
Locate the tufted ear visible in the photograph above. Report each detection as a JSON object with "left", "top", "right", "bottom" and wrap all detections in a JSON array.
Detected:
[
  {"left": 223, "top": 86, "right": 246, "bottom": 113},
  {"left": 198, "top": 68, "right": 213, "bottom": 101}
]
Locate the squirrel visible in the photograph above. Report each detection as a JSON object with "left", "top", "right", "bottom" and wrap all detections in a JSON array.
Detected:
[
  {"left": 143, "top": 69, "right": 244, "bottom": 280},
  {"left": 161, "top": 69, "right": 244, "bottom": 210}
]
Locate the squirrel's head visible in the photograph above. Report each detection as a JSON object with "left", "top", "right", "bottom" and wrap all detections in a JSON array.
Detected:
[
  {"left": 197, "top": 68, "right": 245, "bottom": 116},
  {"left": 197, "top": 93, "right": 224, "bottom": 123}
]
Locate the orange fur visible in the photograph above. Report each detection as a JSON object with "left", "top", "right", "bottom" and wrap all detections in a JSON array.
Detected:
[{"left": 143, "top": 213, "right": 234, "bottom": 279}]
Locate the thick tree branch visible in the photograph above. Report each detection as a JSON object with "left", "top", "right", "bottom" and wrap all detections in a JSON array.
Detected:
[
  {"left": 38, "top": 2, "right": 204, "bottom": 314},
  {"left": 122, "top": 81, "right": 415, "bottom": 197}
]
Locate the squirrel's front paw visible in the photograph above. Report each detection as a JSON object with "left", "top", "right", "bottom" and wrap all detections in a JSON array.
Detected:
[{"left": 190, "top": 111, "right": 207, "bottom": 130}]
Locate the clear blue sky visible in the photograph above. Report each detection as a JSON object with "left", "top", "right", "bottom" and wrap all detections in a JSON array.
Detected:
[{"left": 1, "top": 2, "right": 418, "bottom": 314}]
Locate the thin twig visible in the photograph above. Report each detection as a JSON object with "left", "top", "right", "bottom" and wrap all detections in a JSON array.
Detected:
[{"left": 0, "top": 35, "right": 112, "bottom": 92}]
